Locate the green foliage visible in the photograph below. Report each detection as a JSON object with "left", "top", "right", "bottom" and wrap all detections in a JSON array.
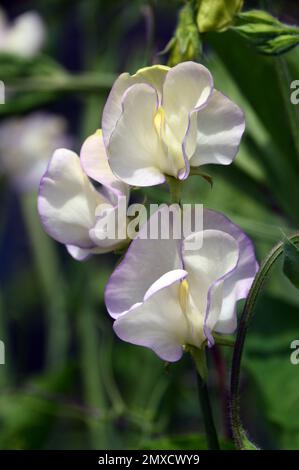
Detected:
[{"left": 233, "top": 10, "right": 299, "bottom": 55}]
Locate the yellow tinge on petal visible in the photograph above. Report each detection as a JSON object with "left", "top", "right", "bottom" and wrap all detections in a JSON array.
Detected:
[
  {"left": 179, "top": 279, "right": 190, "bottom": 314},
  {"left": 179, "top": 279, "right": 206, "bottom": 348},
  {"left": 154, "top": 106, "right": 166, "bottom": 139}
]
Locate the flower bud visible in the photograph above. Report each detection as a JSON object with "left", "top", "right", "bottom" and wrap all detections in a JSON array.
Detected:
[{"left": 196, "top": 0, "right": 243, "bottom": 33}]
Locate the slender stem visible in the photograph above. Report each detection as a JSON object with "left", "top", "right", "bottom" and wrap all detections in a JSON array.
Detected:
[
  {"left": 166, "top": 176, "right": 183, "bottom": 204},
  {"left": 196, "top": 370, "right": 220, "bottom": 450},
  {"left": 230, "top": 233, "right": 299, "bottom": 449},
  {"left": 77, "top": 302, "right": 109, "bottom": 449},
  {"left": 7, "top": 72, "right": 116, "bottom": 94}
]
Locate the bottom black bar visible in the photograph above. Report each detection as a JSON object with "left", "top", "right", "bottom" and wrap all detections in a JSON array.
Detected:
[{"left": 0, "top": 450, "right": 298, "bottom": 465}]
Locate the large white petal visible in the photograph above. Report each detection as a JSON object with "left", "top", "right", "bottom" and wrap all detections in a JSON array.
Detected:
[
  {"left": 201, "top": 210, "right": 258, "bottom": 335},
  {"left": 162, "top": 62, "right": 213, "bottom": 146},
  {"left": 105, "top": 205, "right": 182, "bottom": 318},
  {"left": 113, "top": 273, "right": 188, "bottom": 362},
  {"left": 183, "top": 230, "right": 239, "bottom": 340},
  {"left": 102, "top": 65, "right": 169, "bottom": 146},
  {"left": 190, "top": 90, "right": 245, "bottom": 167},
  {"left": 38, "top": 148, "right": 106, "bottom": 248},
  {"left": 107, "top": 83, "right": 168, "bottom": 186}
]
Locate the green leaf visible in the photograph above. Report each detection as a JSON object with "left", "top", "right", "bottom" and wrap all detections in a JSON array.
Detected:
[
  {"left": 232, "top": 10, "right": 299, "bottom": 55},
  {"left": 245, "top": 357, "right": 299, "bottom": 436},
  {"left": 283, "top": 238, "right": 299, "bottom": 289},
  {"left": 196, "top": 0, "right": 243, "bottom": 33}
]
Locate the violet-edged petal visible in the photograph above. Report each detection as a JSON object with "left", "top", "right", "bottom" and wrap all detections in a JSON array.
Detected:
[
  {"left": 202, "top": 209, "right": 258, "bottom": 335},
  {"left": 162, "top": 62, "right": 213, "bottom": 146},
  {"left": 107, "top": 83, "right": 168, "bottom": 187},
  {"left": 102, "top": 65, "right": 169, "bottom": 147},
  {"left": 105, "top": 205, "right": 182, "bottom": 318},
  {"left": 189, "top": 90, "right": 245, "bottom": 167},
  {"left": 80, "top": 129, "right": 128, "bottom": 199},
  {"left": 38, "top": 148, "right": 106, "bottom": 248},
  {"left": 183, "top": 230, "right": 239, "bottom": 343},
  {"left": 113, "top": 271, "right": 188, "bottom": 362}
]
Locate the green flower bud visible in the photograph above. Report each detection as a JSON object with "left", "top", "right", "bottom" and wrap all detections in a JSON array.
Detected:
[
  {"left": 233, "top": 10, "right": 299, "bottom": 55},
  {"left": 196, "top": 0, "right": 243, "bottom": 33},
  {"left": 164, "top": 3, "right": 202, "bottom": 66}
]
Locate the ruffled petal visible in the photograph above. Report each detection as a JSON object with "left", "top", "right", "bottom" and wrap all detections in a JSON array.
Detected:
[
  {"left": 107, "top": 83, "right": 167, "bottom": 186},
  {"left": 102, "top": 65, "right": 169, "bottom": 146},
  {"left": 183, "top": 229, "right": 239, "bottom": 342},
  {"left": 201, "top": 209, "right": 258, "bottom": 335},
  {"left": 162, "top": 62, "right": 213, "bottom": 145},
  {"left": 105, "top": 206, "right": 182, "bottom": 318},
  {"left": 113, "top": 271, "right": 188, "bottom": 362},
  {"left": 189, "top": 90, "right": 245, "bottom": 167}
]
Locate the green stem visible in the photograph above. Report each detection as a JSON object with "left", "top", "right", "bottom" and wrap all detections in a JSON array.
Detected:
[
  {"left": 230, "top": 233, "right": 299, "bottom": 450},
  {"left": 196, "top": 370, "right": 220, "bottom": 450},
  {"left": 7, "top": 72, "right": 116, "bottom": 94},
  {"left": 190, "top": 348, "right": 220, "bottom": 450},
  {"left": 166, "top": 176, "right": 183, "bottom": 204},
  {"left": 77, "top": 303, "right": 109, "bottom": 449},
  {"left": 20, "top": 193, "right": 69, "bottom": 369}
]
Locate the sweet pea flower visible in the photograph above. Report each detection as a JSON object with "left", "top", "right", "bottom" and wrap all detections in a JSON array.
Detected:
[
  {"left": 102, "top": 61, "right": 245, "bottom": 187},
  {"left": 0, "top": 113, "right": 71, "bottom": 193},
  {"left": 0, "top": 7, "right": 45, "bottom": 58},
  {"left": 105, "top": 207, "right": 258, "bottom": 361},
  {"left": 38, "top": 131, "right": 129, "bottom": 261}
]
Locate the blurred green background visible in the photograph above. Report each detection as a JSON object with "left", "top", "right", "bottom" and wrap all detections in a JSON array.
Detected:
[{"left": 0, "top": 0, "right": 299, "bottom": 450}]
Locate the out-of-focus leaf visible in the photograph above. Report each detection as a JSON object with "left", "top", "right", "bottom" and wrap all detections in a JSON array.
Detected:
[
  {"left": 232, "top": 10, "right": 299, "bottom": 55},
  {"left": 283, "top": 238, "right": 299, "bottom": 289},
  {"left": 0, "top": 367, "right": 74, "bottom": 449},
  {"left": 245, "top": 357, "right": 299, "bottom": 442},
  {"left": 141, "top": 433, "right": 235, "bottom": 450},
  {"left": 206, "top": 32, "right": 299, "bottom": 225},
  {"left": 196, "top": 0, "right": 243, "bottom": 33}
]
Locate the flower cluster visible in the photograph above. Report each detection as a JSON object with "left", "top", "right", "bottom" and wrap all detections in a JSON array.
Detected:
[{"left": 38, "top": 61, "right": 258, "bottom": 361}]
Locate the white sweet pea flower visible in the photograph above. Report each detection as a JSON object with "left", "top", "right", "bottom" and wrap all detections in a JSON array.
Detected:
[
  {"left": 102, "top": 61, "right": 245, "bottom": 187},
  {"left": 0, "top": 8, "right": 45, "bottom": 58},
  {"left": 38, "top": 131, "right": 129, "bottom": 261},
  {"left": 0, "top": 112, "right": 71, "bottom": 192},
  {"left": 105, "top": 207, "right": 258, "bottom": 362}
]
